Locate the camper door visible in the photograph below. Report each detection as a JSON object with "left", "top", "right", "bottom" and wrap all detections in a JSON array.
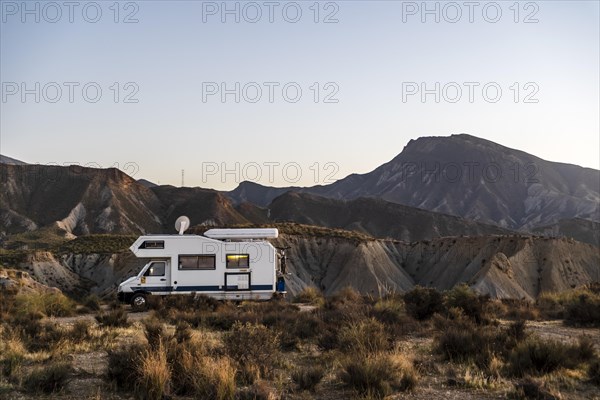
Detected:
[{"left": 140, "top": 260, "right": 171, "bottom": 292}]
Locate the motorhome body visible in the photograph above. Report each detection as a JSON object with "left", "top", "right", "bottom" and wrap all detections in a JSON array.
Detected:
[{"left": 117, "top": 228, "right": 285, "bottom": 309}]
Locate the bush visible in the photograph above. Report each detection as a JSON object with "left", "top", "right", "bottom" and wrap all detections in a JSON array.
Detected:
[
  {"left": 143, "top": 319, "right": 168, "bottom": 350},
  {"left": 69, "top": 319, "right": 92, "bottom": 342},
  {"left": 82, "top": 294, "right": 101, "bottom": 311},
  {"left": 291, "top": 365, "right": 325, "bottom": 392},
  {"left": 436, "top": 322, "right": 499, "bottom": 368},
  {"left": 564, "top": 293, "right": 600, "bottom": 327},
  {"left": 403, "top": 286, "right": 444, "bottom": 321},
  {"left": 293, "top": 287, "right": 325, "bottom": 305},
  {"left": 171, "top": 345, "right": 236, "bottom": 400},
  {"left": 340, "top": 354, "right": 416, "bottom": 398},
  {"left": 107, "top": 344, "right": 145, "bottom": 390},
  {"left": 23, "top": 361, "right": 72, "bottom": 394},
  {"left": 224, "top": 321, "right": 280, "bottom": 382},
  {"left": 136, "top": 343, "right": 171, "bottom": 400},
  {"left": 15, "top": 291, "right": 76, "bottom": 318},
  {"left": 444, "top": 284, "right": 490, "bottom": 324},
  {"left": 509, "top": 337, "right": 580, "bottom": 376},
  {"left": 95, "top": 304, "right": 129, "bottom": 327},
  {"left": 0, "top": 331, "right": 26, "bottom": 379},
  {"left": 338, "top": 318, "right": 389, "bottom": 355}
]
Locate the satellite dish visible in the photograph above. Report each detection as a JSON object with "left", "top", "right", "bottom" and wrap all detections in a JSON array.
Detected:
[{"left": 175, "top": 216, "right": 190, "bottom": 235}]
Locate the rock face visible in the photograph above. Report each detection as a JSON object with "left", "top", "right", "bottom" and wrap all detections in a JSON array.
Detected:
[
  {"left": 277, "top": 234, "right": 599, "bottom": 300},
  {"left": 8, "top": 233, "right": 599, "bottom": 300},
  {"left": 0, "top": 165, "right": 163, "bottom": 235}
]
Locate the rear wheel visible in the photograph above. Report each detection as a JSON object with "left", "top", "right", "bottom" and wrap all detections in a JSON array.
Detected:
[{"left": 131, "top": 293, "right": 148, "bottom": 312}]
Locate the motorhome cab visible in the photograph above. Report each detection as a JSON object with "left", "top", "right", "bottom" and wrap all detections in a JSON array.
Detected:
[{"left": 117, "top": 225, "right": 286, "bottom": 310}]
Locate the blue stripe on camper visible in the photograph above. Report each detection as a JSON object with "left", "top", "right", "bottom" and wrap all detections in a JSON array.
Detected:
[
  {"left": 251, "top": 285, "right": 274, "bottom": 291},
  {"left": 140, "top": 286, "right": 173, "bottom": 292},
  {"left": 174, "top": 286, "right": 221, "bottom": 292},
  {"left": 141, "top": 285, "right": 274, "bottom": 293}
]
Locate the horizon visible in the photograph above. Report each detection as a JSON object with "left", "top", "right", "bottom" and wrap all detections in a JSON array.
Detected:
[
  {"left": 2, "top": 132, "right": 599, "bottom": 191},
  {"left": 1, "top": 1, "right": 599, "bottom": 190}
]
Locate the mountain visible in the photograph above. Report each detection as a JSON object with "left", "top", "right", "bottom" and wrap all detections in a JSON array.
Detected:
[
  {"left": 0, "top": 155, "right": 27, "bottom": 165},
  {"left": 228, "top": 134, "right": 600, "bottom": 230},
  {"left": 268, "top": 191, "right": 511, "bottom": 241},
  {"left": 150, "top": 185, "right": 251, "bottom": 229},
  {"left": 0, "top": 164, "right": 163, "bottom": 235},
  {"left": 137, "top": 178, "right": 158, "bottom": 188},
  {"left": 228, "top": 181, "right": 295, "bottom": 207}
]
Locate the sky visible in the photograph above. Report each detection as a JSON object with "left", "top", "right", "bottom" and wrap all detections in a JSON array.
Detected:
[{"left": 1, "top": 0, "right": 599, "bottom": 190}]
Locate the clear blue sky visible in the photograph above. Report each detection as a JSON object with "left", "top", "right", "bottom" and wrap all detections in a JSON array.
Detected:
[{"left": 1, "top": 0, "right": 598, "bottom": 190}]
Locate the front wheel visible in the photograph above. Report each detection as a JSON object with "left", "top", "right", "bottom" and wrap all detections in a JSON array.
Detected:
[{"left": 131, "top": 293, "right": 148, "bottom": 312}]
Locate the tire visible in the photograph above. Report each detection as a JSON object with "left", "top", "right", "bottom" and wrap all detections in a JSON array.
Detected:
[{"left": 131, "top": 293, "right": 148, "bottom": 312}]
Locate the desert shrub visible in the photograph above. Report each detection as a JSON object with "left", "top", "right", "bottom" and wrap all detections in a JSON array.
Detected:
[
  {"left": 403, "top": 286, "right": 444, "bottom": 321},
  {"left": 589, "top": 358, "right": 600, "bottom": 386},
  {"left": 290, "top": 311, "right": 325, "bottom": 340},
  {"left": 291, "top": 365, "right": 325, "bottom": 392},
  {"left": 294, "top": 287, "right": 325, "bottom": 305},
  {"left": 338, "top": 318, "right": 389, "bottom": 355},
  {"left": 509, "top": 337, "right": 580, "bottom": 376},
  {"left": 170, "top": 343, "right": 236, "bottom": 400},
  {"left": 330, "top": 286, "right": 363, "bottom": 306},
  {"left": 224, "top": 321, "right": 280, "bottom": 382},
  {"left": 444, "top": 284, "right": 490, "bottom": 324},
  {"left": 152, "top": 293, "right": 222, "bottom": 314},
  {"left": 511, "top": 377, "right": 560, "bottom": 400},
  {"left": 571, "top": 336, "right": 596, "bottom": 362},
  {"left": 436, "top": 322, "right": 498, "bottom": 368},
  {"left": 25, "top": 321, "right": 67, "bottom": 352},
  {"left": 500, "top": 299, "right": 540, "bottom": 321},
  {"left": 235, "top": 380, "right": 277, "bottom": 400},
  {"left": 505, "top": 320, "right": 529, "bottom": 344},
  {"left": 174, "top": 321, "right": 193, "bottom": 343},
  {"left": 434, "top": 313, "right": 527, "bottom": 370},
  {"left": 143, "top": 318, "right": 168, "bottom": 350},
  {"left": 0, "top": 332, "right": 26, "bottom": 379},
  {"left": 371, "top": 297, "right": 422, "bottom": 337},
  {"left": 15, "top": 291, "right": 76, "bottom": 318},
  {"left": 68, "top": 319, "right": 92, "bottom": 343},
  {"left": 564, "top": 293, "right": 600, "bottom": 327},
  {"left": 11, "top": 311, "right": 44, "bottom": 340},
  {"left": 370, "top": 296, "right": 404, "bottom": 324},
  {"left": 82, "top": 294, "right": 101, "bottom": 311},
  {"left": 340, "top": 353, "right": 417, "bottom": 398},
  {"left": 23, "top": 360, "right": 72, "bottom": 394},
  {"left": 107, "top": 343, "right": 145, "bottom": 390},
  {"left": 0, "top": 286, "right": 18, "bottom": 321},
  {"left": 136, "top": 343, "right": 171, "bottom": 400},
  {"left": 95, "top": 304, "right": 129, "bottom": 327}
]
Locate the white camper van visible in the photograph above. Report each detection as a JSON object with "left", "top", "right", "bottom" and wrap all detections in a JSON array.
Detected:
[{"left": 117, "top": 219, "right": 286, "bottom": 310}]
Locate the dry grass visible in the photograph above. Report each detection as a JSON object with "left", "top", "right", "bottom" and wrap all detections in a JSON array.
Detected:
[
  {"left": 339, "top": 352, "right": 418, "bottom": 398},
  {"left": 293, "top": 286, "right": 325, "bottom": 306},
  {"left": 136, "top": 342, "right": 171, "bottom": 400}
]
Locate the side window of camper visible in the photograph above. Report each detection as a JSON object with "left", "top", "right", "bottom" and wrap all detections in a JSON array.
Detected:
[
  {"left": 139, "top": 240, "right": 164, "bottom": 249},
  {"left": 144, "top": 262, "right": 165, "bottom": 276},
  {"left": 179, "top": 255, "right": 216, "bottom": 270},
  {"left": 226, "top": 254, "right": 250, "bottom": 268}
]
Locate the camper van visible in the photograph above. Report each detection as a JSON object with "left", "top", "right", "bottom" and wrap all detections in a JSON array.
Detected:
[{"left": 117, "top": 221, "right": 286, "bottom": 310}]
